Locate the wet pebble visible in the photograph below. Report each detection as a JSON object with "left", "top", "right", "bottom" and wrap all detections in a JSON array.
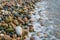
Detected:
[
  {"left": 15, "top": 26, "right": 22, "bottom": 36},
  {"left": 29, "top": 25, "right": 34, "bottom": 32},
  {"left": 6, "top": 27, "right": 14, "bottom": 32},
  {"left": 30, "top": 36, "right": 35, "bottom": 40}
]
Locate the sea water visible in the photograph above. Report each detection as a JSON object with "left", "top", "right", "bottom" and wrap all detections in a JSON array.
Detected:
[{"left": 28, "top": 0, "right": 60, "bottom": 40}]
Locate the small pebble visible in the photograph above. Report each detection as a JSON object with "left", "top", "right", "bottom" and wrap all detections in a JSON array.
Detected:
[
  {"left": 30, "top": 36, "right": 35, "bottom": 40},
  {"left": 0, "top": 34, "right": 4, "bottom": 37}
]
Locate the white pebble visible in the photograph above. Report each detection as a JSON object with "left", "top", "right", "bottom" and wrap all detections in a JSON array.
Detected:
[
  {"left": 0, "top": 34, "right": 4, "bottom": 37},
  {"left": 15, "top": 26, "right": 22, "bottom": 35}
]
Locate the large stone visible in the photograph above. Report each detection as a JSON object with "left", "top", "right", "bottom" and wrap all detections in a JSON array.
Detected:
[{"left": 15, "top": 26, "right": 22, "bottom": 35}]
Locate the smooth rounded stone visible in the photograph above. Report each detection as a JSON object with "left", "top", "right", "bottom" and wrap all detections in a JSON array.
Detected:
[
  {"left": 17, "top": 3, "right": 21, "bottom": 7},
  {"left": 1, "top": 23, "right": 8, "bottom": 28},
  {"left": 29, "top": 11, "right": 34, "bottom": 15},
  {"left": 34, "top": 36, "right": 40, "bottom": 40},
  {"left": 33, "top": 23, "right": 42, "bottom": 32},
  {"left": 15, "top": 26, "right": 22, "bottom": 35},
  {"left": 40, "top": 16, "right": 48, "bottom": 20},
  {"left": 6, "top": 28, "right": 14, "bottom": 32},
  {"left": 31, "top": 14, "right": 40, "bottom": 22},
  {"left": 18, "top": 17, "right": 24, "bottom": 24},
  {"left": 12, "top": 38, "right": 16, "bottom": 40},
  {"left": 39, "top": 13, "right": 47, "bottom": 17},
  {"left": 30, "top": 17, "right": 37, "bottom": 22},
  {"left": 13, "top": 20, "right": 19, "bottom": 26},
  {"left": 4, "top": 16, "right": 13, "bottom": 23},
  {"left": 29, "top": 25, "right": 34, "bottom": 32},
  {"left": 23, "top": 17, "right": 28, "bottom": 22},
  {"left": 0, "top": 4, "right": 3, "bottom": 10},
  {"left": 55, "top": 32, "right": 60, "bottom": 39},
  {"left": 1, "top": 10, "right": 5, "bottom": 12},
  {"left": 0, "top": 27, "right": 5, "bottom": 30},
  {"left": 4, "top": 11, "right": 9, "bottom": 15},
  {"left": 23, "top": 35, "right": 28, "bottom": 40},
  {"left": 43, "top": 34, "right": 48, "bottom": 38},
  {"left": 4, "top": 35, "right": 12, "bottom": 40},
  {"left": 22, "top": 29, "right": 28, "bottom": 37},
  {"left": 17, "top": 37, "right": 21, "bottom": 40},
  {"left": 26, "top": 15, "right": 31, "bottom": 19},
  {"left": 1, "top": 10, "right": 5, "bottom": 14},
  {"left": 40, "top": 11, "right": 48, "bottom": 15},
  {"left": 0, "top": 34, "right": 4, "bottom": 37},
  {"left": 28, "top": 32, "right": 35, "bottom": 37},
  {"left": 39, "top": 19, "right": 48, "bottom": 26},
  {"left": 37, "top": 32, "right": 40, "bottom": 36},
  {"left": 30, "top": 36, "right": 35, "bottom": 40},
  {"left": 13, "top": 13, "right": 20, "bottom": 17},
  {"left": 0, "top": 17, "right": 2, "bottom": 21}
]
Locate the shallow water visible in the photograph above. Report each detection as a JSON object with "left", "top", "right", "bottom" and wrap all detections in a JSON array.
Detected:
[
  {"left": 47, "top": 0, "right": 60, "bottom": 39},
  {"left": 28, "top": 0, "right": 60, "bottom": 40},
  {"left": 47, "top": 0, "right": 60, "bottom": 26}
]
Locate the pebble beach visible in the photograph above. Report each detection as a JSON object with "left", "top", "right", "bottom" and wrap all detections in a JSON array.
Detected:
[{"left": 0, "top": 0, "right": 60, "bottom": 40}]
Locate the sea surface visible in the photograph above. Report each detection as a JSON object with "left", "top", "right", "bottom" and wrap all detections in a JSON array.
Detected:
[{"left": 47, "top": 0, "right": 60, "bottom": 27}]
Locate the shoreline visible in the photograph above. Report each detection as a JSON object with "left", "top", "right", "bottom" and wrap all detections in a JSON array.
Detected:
[{"left": 0, "top": 0, "right": 60, "bottom": 40}]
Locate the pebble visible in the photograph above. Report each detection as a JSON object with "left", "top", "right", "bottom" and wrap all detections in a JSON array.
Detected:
[
  {"left": 6, "top": 27, "right": 14, "bottom": 32},
  {"left": 43, "top": 34, "right": 48, "bottom": 38},
  {"left": 0, "top": 17, "right": 2, "bottom": 21},
  {"left": 37, "top": 32, "right": 40, "bottom": 36},
  {"left": 4, "top": 11, "right": 9, "bottom": 15},
  {"left": 55, "top": 32, "right": 60, "bottom": 39},
  {"left": 12, "top": 38, "right": 16, "bottom": 40},
  {"left": 13, "top": 20, "right": 19, "bottom": 26},
  {"left": 18, "top": 17, "right": 24, "bottom": 24},
  {"left": 17, "top": 37, "right": 21, "bottom": 40},
  {"left": 30, "top": 36, "right": 35, "bottom": 40},
  {"left": 15, "top": 26, "right": 22, "bottom": 36},
  {"left": 29, "top": 25, "right": 34, "bottom": 32},
  {"left": 4, "top": 34, "right": 12, "bottom": 40},
  {"left": 23, "top": 17, "right": 29, "bottom": 22},
  {"left": 0, "top": 34, "right": 4, "bottom": 37}
]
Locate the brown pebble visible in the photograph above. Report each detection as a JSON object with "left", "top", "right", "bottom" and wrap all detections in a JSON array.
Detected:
[
  {"left": 13, "top": 20, "right": 19, "bottom": 26},
  {"left": 30, "top": 36, "right": 35, "bottom": 40},
  {"left": 23, "top": 17, "right": 28, "bottom": 22},
  {"left": 18, "top": 17, "right": 24, "bottom": 24},
  {"left": 12, "top": 38, "right": 16, "bottom": 40},
  {"left": 29, "top": 11, "right": 34, "bottom": 14},
  {"left": 1, "top": 22, "right": 8, "bottom": 28},
  {"left": 24, "top": 35, "right": 28, "bottom": 40},
  {"left": 4, "top": 34, "right": 12, "bottom": 40},
  {"left": 10, "top": 22, "right": 16, "bottom": 29},
  {"left": 22, "top": 29, "right": 28, "bottom": 36},
  {"left": 17, "top": 37, "right": 21, "bottom": 40},
  {"left": 13, "top": 34, "right": 17, "bottom": 38},
  {"left": 44, "top": 34, "right": 48, "bottom": 38},
  {"left": 29, "top": 25, "right": 34, "bottom": 32}
]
